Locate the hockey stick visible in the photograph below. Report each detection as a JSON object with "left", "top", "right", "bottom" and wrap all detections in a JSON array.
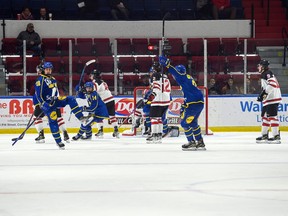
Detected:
[
  {"left": 68, "top": 59, "right": 96, "bottom": 121},
  {"left": 11, "top": 114, "right": 34, "bottom": 142},
  {"left": 161, "top": 12, "right": 171, "bottom": 93},
  {"left": 11, "top": 111, "right": 44, "bottom": 146}
]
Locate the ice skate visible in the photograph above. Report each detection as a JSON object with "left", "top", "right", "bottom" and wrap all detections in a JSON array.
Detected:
[
  {"left": 142, "top": 127, "right": 151, "bottom": 136},
  {"left": 256, "top": 134, "right": 268, "bottom": 143},
  {"left": 182, "top": 140, "right": 197, "bottom": 151},
  {"left": 63, "top": 130, "right": 70, "bottom": 143},
  {"left": 81, "top": 135, "right": 92, "bottom": 140},
  {"left": 268, "top": 134, "right": 281, "bottom": 144},
  {"left": 146, "top": 134, "right": 154, "bottom": 144},
  {"left": 72, "top": 134, "right": 82, "bottom": 141},
  {"left": 196, "top": 138, "right": 206, "bottom": 151},
  {"left": 95, "top": 126, "right": 104, "bottom": 138},
  {"left": 35, "top": 130, "right": 45, "bottom": 143},
  {"left": 112, "top": 126, "right": 119, "bottom": 138},
  {"left": 56, "top": 142, "right": 65, "bottom": 150},
  {"left": 146, "top": 133, "right": 160, "bottom": 144}
]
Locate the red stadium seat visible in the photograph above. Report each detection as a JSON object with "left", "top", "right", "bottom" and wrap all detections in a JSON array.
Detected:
[
  {"left": 59, "top": 38, "right": 76, "bottom": 56},
  {"left": 93, "top": 38, "right": 111, "bottom": 56},
  {"left": 76, "top": 38, "right": 93, "bottom": 56},
  {"left": 208, "top": 56, "right": 227, "bottom": 73},
  {"left": 132, "top": 38, "right": 149, "bottom": 55},
  {"left": 96, "top": 56, "right": 114, "bottom": 73},
  {"left": 118, "top": 57, "right": 136, "bottom": 73},
  {"left": 186, "top": 38, "right": 203, "bottom": 56},
  {"left": 1, "top": 38, "right": 18, "bottom": 55},
  {"left": 222, "top": 38, "right": 240, "bottom": 56},
  {"left": 135, "top": 57, "right": 153, "bottom": 73},
  {"left": 206, "top": 38, "right": 222, "bottom": 56},
  {"left": 4, "top": 57, "right": 23, "bottom": 73},
  {"left": 166, "top": 38, "right": 184, "bottom": 56},
  {"left": 227, "top": 56, "right": 244, "bottom": 72},
  {"left": 61, "top": 56, "right": 81, "bottom": 74},
  {"left": 116, "top": 38, "right": 132, "bottom": 55},
  {"left": 170, "top": 56, "right": 187, "bottom": 66},
  {"left": 42, "top": 38, "right": 60, "bottom": 56}
]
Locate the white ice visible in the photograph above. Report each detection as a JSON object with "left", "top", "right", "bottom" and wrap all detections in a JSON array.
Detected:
[{"left": 1, "top": 132, "right": 288, "bottom": 216}]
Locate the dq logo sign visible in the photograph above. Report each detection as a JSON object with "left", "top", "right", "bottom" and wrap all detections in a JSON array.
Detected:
[
  {"left": 115, "top": 98, "right": 134, "bottom": 116},
  {"left": 168, "top": 98, "right": 184, "bottom": 116},
  {"left": 9, "top": 99, "right": 34, "bottom": 114}
]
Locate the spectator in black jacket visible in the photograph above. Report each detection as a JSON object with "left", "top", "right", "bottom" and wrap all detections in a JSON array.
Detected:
[
  {"left": 109, "top": 0, "right": 129, "bottom": 20},
  {"left": 16, "top": 23, "right": 41, "bottom": 56}
]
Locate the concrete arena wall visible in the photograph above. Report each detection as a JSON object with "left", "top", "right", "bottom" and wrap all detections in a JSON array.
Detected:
[{"left": 3, "top": 20, "right": 251, "bottom": 40}]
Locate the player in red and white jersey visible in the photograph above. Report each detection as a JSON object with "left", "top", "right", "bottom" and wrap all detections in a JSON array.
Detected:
[
  {"left": 145, "top": 64, "right": 171, "bottom": 143},
  {"left": 256, "top": 59, "right": 282, "bottom": 144},
  {"left": 89, "top": 70, "right": 119, "bottom": 138}
]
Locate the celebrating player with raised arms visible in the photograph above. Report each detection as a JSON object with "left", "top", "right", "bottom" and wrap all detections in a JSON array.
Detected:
[{"left": 159, "top": 55, "right": 206, "bottom": 151}]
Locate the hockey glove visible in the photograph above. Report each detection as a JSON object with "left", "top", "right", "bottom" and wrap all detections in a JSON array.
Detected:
[
  {"left": 159, "top": 55, "right": 171, "bottom": 68},
  {"left": 257, "top": 90, "right": 267, "bottom": 102},
  {"left": 146, "top": 92, "right": 156, "bottom": 104},
  {"left": 41, "top": 102, "right": 52, "bottom": 113},
  {"left": 80, "top": 106, "right": 87, "bottom": 112}
]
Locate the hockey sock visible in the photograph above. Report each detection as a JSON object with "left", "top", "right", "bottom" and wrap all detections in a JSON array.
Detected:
[
  {"left": 193, "top": 125, "right": 203, "bottom": 141},
  {"left": 184, "top": 127, "right": 195, "bottom": 142},
  {"left": 269, "top": 116, "right": 279, "bottom": 136},
  {"left": 109, "top": 116, "right": 118, "bottom": 127},
  {"left": 34, "top": 117, "right": 44, "bottom": 133},
  {"left": 57, "top": 117, "right": 67, "bottom": 132},
  {"left": 261, "top": 116, "right": 270, "bottom": 135}
]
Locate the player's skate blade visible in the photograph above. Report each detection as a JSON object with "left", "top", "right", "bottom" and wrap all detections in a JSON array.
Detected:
[{"left": 56, "top": 142, "right": 65, "bottom": 150}]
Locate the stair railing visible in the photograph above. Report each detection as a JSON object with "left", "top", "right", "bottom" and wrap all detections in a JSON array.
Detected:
[{"left": 281, "top": 27, "right": 288, "bottom": 66}]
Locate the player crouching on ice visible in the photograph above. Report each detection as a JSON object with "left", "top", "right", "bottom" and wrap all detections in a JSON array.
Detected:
[
  {"left": 159, "top": 55, "right": 206, "bottom": 151},
  {"left": 72, "top": 82, "right": 109, "bottom": 141}
]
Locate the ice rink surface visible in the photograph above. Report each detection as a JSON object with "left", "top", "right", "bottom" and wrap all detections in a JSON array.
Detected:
[{"left": 1, "top": 132, "right": 288, "bottom": 216}]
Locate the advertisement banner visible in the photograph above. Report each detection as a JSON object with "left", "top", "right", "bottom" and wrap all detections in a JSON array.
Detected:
[{"left": 0, "top": 96, "right": 287, "bottom": 130}]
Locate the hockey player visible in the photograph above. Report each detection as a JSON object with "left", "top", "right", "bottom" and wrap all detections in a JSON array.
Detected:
[
  {"left": 72, "top": 82, "right": 109, "bottom": 140},
  {"left": 89, "top": 70, "right": 119, "bottom": 138},
  {"left": 159, "top": 55, "right": 206, "bottom": 151},
  {"left": 256, "top": 59, "right": 282, "bottom": 144},
  {"left": 33, "top": 64, "right": 70, "bottom": 143},
  {"left": 34, "top": 62, "right": 88, "bottom": 149},
  {"left": 145, "top": 64, "right": 171, "bottom": 143}
]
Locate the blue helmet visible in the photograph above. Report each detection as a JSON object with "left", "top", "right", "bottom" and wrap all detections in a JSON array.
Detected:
[
  {"left": 175, "top": 64, "right": 186, "bottom": 74},
  {"left": 43, "top": 62, "right": 53, "bottom": 69},
  {"left": 84, "top": 82, "right": 94, "bottom": 89}
]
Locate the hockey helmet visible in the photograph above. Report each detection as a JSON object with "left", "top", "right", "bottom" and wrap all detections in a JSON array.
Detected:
[
  {"left": 258, "top": 59, "right": 269, "bottom": 68},
  {"left": 36, "top": 64, "right": 44, "bottom": 74},
  {"left": 84, "top": 81, "right": 94, "bottom": 89},
  {"left": 90, "top": 69, "right": 101, "bottom": 80},
  {"left": 175, "top": 64, "right": 187, "bottom": 74},
  {"left": 151, "top": 61, "right": 161, "bottom": 72},
  {"left": 43, "top": 62, "right": 53, "bottom": 69}
]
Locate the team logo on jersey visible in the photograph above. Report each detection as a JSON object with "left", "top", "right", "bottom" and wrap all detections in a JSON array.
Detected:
[
  {"left": 168, "top": 98, "right": 184, "bottom": 116},
  {"left": 49, "top": 111, "right": 57, "bottom": 120},
  {"left": 115, "top": 98, "right": 134, "bottom": 116}
]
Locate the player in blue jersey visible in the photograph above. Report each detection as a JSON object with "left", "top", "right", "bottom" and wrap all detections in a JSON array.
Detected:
[
  {"left": 34, "top": 62, "right": 88, "bottom": 149},
  {"left": 32, "top": 64, "right": 70, "bottom": 144},
  {"left": 159, "top": 55, "right": 206, "bottom": 151},
  {"left": 72, "top": 82, "right": 109, "bottom": 140}
]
